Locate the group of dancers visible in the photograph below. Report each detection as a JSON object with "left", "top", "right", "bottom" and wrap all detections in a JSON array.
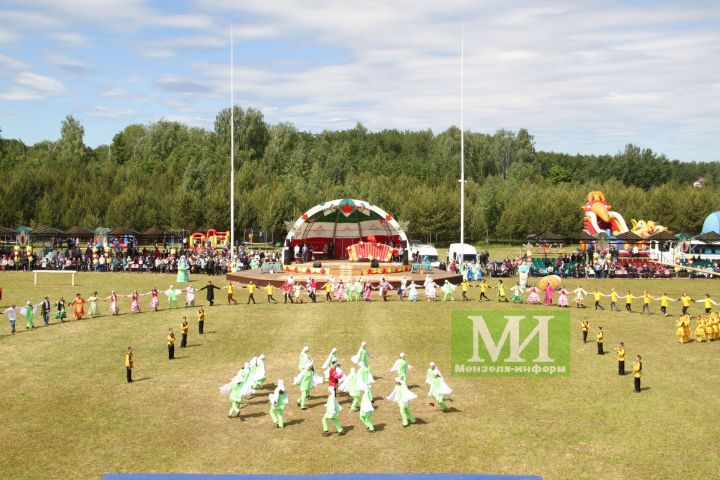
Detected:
[
  {"left": 218, "top": 343, "right": 452, "bottom": 434},
  {"left": 1, "top": 282, "right": 227, "bottom": 334},
  {"left": 676, "top": 313, "right": 720, "bottom": 343},
  {"left": 484, "top": 280, "right": 719, "bottom": 317}
]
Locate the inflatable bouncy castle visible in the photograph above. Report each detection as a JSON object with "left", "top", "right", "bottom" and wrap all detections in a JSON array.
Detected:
[{"left": 581, "top": 191, "right": 629, "bottom": 236}]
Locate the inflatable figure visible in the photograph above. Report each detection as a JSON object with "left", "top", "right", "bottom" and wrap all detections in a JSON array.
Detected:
[
  {"left": 630, "top": 219, "right": 667, "bottom": 239},
  {"left": 581, "top": 191, "right": 629, "bottom": 236}
]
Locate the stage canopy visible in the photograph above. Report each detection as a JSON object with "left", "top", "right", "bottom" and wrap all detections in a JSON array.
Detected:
[{"left": 285, "top": 198, "right": 409, "bottom": 259}]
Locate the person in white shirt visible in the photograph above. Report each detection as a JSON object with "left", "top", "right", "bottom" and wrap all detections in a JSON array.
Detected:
[{"left": 3, "top": 305, "right": 18, "bottom": 335}]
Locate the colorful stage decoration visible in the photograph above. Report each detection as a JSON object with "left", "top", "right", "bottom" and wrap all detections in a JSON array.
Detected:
[
  {"left": 581, "top": 191, "right": 629, "bottom": 236},
  {"left": 285, "top": 198, "right": 409, "bottom": 260},
  {"left": 346, "top": 241, "right": 393, "bottom": 262}
]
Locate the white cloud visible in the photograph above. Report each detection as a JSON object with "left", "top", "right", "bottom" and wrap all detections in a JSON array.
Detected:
[
  {"left": 45, "top": 54, "right": 90, "bottom": 74},
  {"left": 0, "top": 72, "right": 66, "bottom": 100},
  {"left": 8, "top": 1, "right": 213, "bottom": 31},
  {"left": 163, "top": 99, "right": 192, "bottom": 111},
  {"left": 0, "top": 26, "right": 21, "bottom": 43},
  {"left": 48, "top": 31, "right": 90, "bottom": 46},
  {"left": 0, "top": 53, "right": 28, "bottom": 70},
  {"left": 88, "top": 106, "right": 134, "bottom": 118}
]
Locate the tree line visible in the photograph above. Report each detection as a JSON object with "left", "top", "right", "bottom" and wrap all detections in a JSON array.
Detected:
[{"left": 1, "top": 108, "right": 718, "bottom": 243}]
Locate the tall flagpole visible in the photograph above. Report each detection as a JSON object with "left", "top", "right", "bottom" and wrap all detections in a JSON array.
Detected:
[
  {"left": 460, "top": 25, "right": 465, "bottom": 260},
  {"left": 230, "top": 25, "right": 235, "bottom": 263}
]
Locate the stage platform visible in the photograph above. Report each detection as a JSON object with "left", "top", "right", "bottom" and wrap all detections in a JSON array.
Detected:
[{"left": 226, "top": 260, "right": 462, "bottom": 288}]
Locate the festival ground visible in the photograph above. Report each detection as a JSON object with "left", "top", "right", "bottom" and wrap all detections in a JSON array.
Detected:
[{"left": 1, "top": 272, "right": 719, "bottom": 480}]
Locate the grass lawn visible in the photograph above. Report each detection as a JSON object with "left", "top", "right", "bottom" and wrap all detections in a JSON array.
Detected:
[{"left": 1, "top": 271, "right": 719, "bottom": 480}]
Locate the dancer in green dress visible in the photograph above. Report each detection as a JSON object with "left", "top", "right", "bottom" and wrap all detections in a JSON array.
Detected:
[
  {"left": 321, "top": 387, "right": 344, "bottom": 436},
  {"left": 387, "top": 377, "right": 417, "bottom": 427},
  {"left": 428, "top": 371, "right": 453, "bottom": 412},
  {"left": 166, "top": 286, "right": 180, "bottom": 309},
  {"left": 351, "top": 341, "right": 372, "bottom": 370},
  {"left": 338, "top": 367, "right": 366, "bottom": 412},
  {"left": 295, "top": 363, "right": 320, "bottom": 409},
  {"left": 21, "top": 301, "right": 36, "bottom": 329},
  {"left": 390, "top": 352, "right": 412, "bottom": 383},
  {"left": 441, "top": 280, "right": 456, "bottom": 302},
  {"left": 298, "top": 346, "right": 310, "bottom": 372},
  {"left": 268, "top": 380, "right": 288, "bottom": 429},
  {"left": 359, "top": 385, "right": 375, "bottom": 432}
]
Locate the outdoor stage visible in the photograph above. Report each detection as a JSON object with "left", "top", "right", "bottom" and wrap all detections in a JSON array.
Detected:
[{"left": 225, "top": 260, "right": 462, "bottom": 288}]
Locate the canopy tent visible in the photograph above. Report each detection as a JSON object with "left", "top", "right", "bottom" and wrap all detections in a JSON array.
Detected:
[
  {"left": 141, "top": 227, "right": 166, "bottom": 243},
  {"left": 567, "top": 231, "right": 596, "bottom": 242},
  {"left": 614, "top": 231, "right": 643, "bottom": 243},
  {"left": 30, "top": 225, "right": 65, "bottom": 238},
  {"left": 526, "top": 231, "right": 565, "bottom": 243},
  {"left": 646, "top": 230, "right": 675, "bottom": 243},
  {"left": 65, "top": 226, "right": 94, "bottom": 240},
  {"left": 285, "top": 198, "right": 409, "bottom": 259}
]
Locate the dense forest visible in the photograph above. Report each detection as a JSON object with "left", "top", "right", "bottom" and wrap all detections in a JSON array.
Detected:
[{"left": 1, "top": 107, "right": 719, "bottom": 243}]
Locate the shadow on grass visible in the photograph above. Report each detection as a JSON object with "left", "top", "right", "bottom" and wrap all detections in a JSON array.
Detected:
[
  {"left": 240, "top": 411, "right": 266, "bottom": 420},
  {"left": 184, "top": 344, "right": 201, "bottom": 348},
  {"left": 373, "top": 423, "right": 386, "bottom": 432},
  {"left": 133, "top": 377, "right": 151, "bottom": 382},
  {"left": 640, "top": 387, "right": 651, "bottom": 391},
  {"left": 284, "top": 418, "right": 305, "bottom": 426},
  {"left": 444, "top": 407, "right": 462, "bottom": 413}
]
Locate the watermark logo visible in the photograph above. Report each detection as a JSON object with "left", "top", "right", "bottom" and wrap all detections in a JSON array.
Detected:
[{"left": 451, "top": 311, "right": 570, "bottom": 376}]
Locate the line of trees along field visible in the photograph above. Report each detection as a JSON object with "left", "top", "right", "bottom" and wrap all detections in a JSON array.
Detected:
[{"left": 1, "top": 107, "right": 719, "bottom": 243}]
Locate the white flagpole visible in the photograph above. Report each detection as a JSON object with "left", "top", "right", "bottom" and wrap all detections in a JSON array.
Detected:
[
  {"left": 460, "top": 25, "right": 465, "bottom": 262},
  {"left": 230, "top": 25, "right": 235, "bottom": 264}
]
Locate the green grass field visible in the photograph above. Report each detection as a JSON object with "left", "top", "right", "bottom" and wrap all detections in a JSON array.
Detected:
[{"left": 1, "top": 271, "right": 719, "bottom": 480}]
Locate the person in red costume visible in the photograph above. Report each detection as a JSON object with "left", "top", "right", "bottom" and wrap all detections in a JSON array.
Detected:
[{"left": 328, "top": 360, "right": 345, "bottom": 394}]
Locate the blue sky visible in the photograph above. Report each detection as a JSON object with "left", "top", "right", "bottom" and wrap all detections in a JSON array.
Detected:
[{"left": 0, "top": 0, "right": 719, "bottom": 161}]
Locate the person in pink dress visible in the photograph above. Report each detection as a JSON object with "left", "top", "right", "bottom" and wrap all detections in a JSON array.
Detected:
[
  {"left": 149, "top": 287, "right": 160, "bottom": 311},
  {"left": 362, "top": 281, "right": 373, "bottom": 301},
  {"left": 334, "top": 280, "right": 346, "bottom": 301},
  {"left": 527, "top": 285, "right": 540, "bottom": 304},
  {"left": 128, "top": 290, "right": 141, "bottom": 313},
  {"left": 543, "top": 284, "right": 554, "bottom": 306},
  {"left": 557, "top": 287, "right": 569, "bottom": 307}
]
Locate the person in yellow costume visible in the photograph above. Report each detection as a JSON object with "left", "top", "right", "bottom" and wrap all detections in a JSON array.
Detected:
[
  {"left": 704, "top": 314, "right": 714, "bottom": 341},
  {"left": 640, "top": 291, "right": 652, "bottom": 315},
  {"left": 581, "top": 317, "right": 590, "bottom": 343},
  {"left": 624, "top": 291, "right": 635, "bottom": 313},
  {"left": 711, "top": 313, "right": 719, "bottom": 341},
  {"left": 604, "top": 288, "right": 620, "bottom": 311},
  {"left": 679, "top": 293, "right": 693, "bottom": 316},
  {"left": 460, "top": 280, "right": 470, "bottom": 301},
  {"left": 478, "top": 279, "right": 490, "bottom": 301},
  {"left": 695, "top": 316, "right": 706, "bottom": 342},
  {"left": 592, "top": 289, "right": 604, "bottom": 310},
  {"left": 682, "top": 314, "right": 691, "bottom": 340},
  {"left": 696, "top": 293, "right": 717, "bottom": 314},
  {"left": 675, "top": 317, "right": 688, "bottom": 344},
  {"left": 654, "top": 292, "right": 676, "bottom": 317},
  {"left": 632, "top": 355, "right": 643, "bottom": 393}
]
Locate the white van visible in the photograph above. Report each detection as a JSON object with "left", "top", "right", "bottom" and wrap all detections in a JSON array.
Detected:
[
  {"left": 447, "top": 243, "right": 478, "bottom": 264},
  {"left": 411, "top": 244, "right": 440, "bottom": 267}
]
